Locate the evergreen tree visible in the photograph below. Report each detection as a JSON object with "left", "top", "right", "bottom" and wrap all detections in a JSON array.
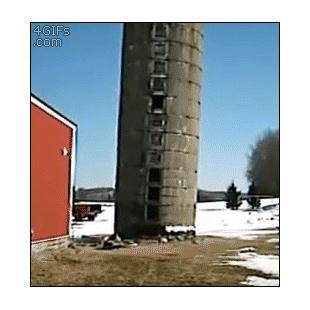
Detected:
[
  {"left": 226, "top": 182, "right": 242, "bottom": 210},
  {"left": 247, "top": 181, "right": 261, "bottom": 210}
]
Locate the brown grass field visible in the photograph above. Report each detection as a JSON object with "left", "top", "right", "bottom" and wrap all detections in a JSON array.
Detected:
[{"left": 31, "top": 234, "right": 279, "bottom": 286}]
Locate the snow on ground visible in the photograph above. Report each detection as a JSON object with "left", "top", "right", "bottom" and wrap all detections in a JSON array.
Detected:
[
  {"left": 217, "top": 248, "right": 279, "bottom": 286},
  {"left": 71, "top": 198, "right": 279, "bottom": 240},
  {"left": 166, "top": 225, "right": 195, "bottom": 233},
  {"left": 71, "top": 203, "right": 115, "bottom": 238},
  {"left": 241, "top": 276, "right": 279, "bottom": 286},
  {"left": 225, "top": 252, "right": 279, "bottom": 277},
  {"left": 195, "top": 198, "right": 279, "bottom": 239},
  {"left": 267, "top": 238, "right": 279, "bottom": 243}
]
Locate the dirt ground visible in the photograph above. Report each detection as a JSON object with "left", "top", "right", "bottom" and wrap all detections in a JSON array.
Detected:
[{"left": 31, "top": 234, "right": 279, "bottom": 286}]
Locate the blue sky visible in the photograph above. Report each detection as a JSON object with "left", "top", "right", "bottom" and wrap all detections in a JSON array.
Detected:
[{"left": 31, "top": 23, "right": 279, "bottom": 191}]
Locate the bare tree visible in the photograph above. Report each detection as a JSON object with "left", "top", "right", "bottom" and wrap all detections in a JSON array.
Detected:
[{"left": 246, "top": 129, "right": 279, "bottom": 196}]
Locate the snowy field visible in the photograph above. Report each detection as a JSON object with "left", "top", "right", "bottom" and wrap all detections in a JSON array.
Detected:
[
  {"left": 196, "top": 198, "right": 279, "bottom": 239},
  {"left": 72, "top": 198, "right": 279, "bottom": 240}
]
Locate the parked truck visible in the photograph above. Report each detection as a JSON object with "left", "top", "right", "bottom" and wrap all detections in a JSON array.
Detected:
[{"left": 73, "top": 202, "right": 102, "bottom": 221}]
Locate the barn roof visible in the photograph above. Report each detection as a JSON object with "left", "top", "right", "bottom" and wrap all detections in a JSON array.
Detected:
[{"left": 31, "top": 92, "right": 77, "bottom": 128}]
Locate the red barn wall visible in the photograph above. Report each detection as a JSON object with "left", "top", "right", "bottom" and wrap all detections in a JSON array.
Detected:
[{"left": 31, "top": 101, "right": 74, "bottom": 242}]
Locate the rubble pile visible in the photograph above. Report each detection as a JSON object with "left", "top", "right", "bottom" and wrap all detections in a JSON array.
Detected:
[
  {"left": 100, "top": 234, "right": 139, "bottom": 250},
  {"left": 68, "top": 230, "right": 200, "bottom": 251},
  {"left": 68, "top": 234, "right": 139, "bottom": 250},
  {"left": 158, "top": 230, "right": 199, "bottom": 244}
]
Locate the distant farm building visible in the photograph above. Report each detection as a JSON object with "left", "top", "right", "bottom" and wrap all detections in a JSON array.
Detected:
[
  {"left": 73, "top": 188, "right": 115, "bottom": 222},
  {"left": 31, "top": 94, "right": 77, "bottom": 245},
  {"left": 75, "top": 187, "right": 115, "bottom": 202}
]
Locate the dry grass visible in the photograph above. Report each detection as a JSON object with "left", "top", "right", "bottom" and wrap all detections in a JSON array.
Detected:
[{"left": 31, "top": 235, "right": 279, "bottom": 286}]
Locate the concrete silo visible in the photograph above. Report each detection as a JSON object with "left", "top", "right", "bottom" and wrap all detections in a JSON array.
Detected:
[{"left": 115, "top": 23, "right": 203, "bottom": 237}]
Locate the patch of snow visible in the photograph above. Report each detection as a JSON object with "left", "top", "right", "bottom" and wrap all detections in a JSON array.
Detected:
[
  {"left": 267, "top": 238, "right": 279, "bottom": 243},
  {"left": 226, "top": 252, "right": 279, "bottom": 277},
  {"left": 238, "top": 247, "right": 257, "bottom": 253},
  {"left": 202, "top": 230, "right": 278, "bottom": 240},
  {"left": 237, "top": 235, "right": 258, "bottom": 241},
  {"left": 166, "top": 225, "right": 195, "bottom": 232},
  {"left": 241, "top": 276, "right": 279, "bottom": 286}
]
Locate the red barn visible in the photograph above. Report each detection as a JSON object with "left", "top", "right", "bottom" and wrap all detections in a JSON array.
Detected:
[{"left": 31, "top": 94, "right": 77, "bottom": 245}]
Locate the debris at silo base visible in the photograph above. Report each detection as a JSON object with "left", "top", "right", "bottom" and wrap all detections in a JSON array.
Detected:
[{"left": 71, "top": 234, "right": 139, "bottom": 250}]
